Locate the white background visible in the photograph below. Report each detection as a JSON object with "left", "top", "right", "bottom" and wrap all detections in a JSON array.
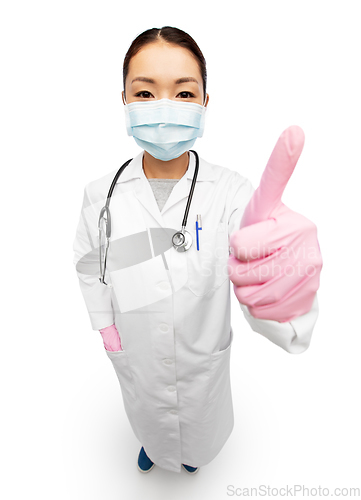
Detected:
[{"left": 1, "top": 1, "right": 360, "bottom": 499}]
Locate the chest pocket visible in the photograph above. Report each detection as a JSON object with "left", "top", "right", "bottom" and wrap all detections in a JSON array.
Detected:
[{"left": 186, "top": 222, "right": 229, "bottom": 296}]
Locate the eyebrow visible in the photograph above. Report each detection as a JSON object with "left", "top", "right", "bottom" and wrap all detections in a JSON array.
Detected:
[{"left": 131, "top": 76, "right": 199, "bottom": 85}]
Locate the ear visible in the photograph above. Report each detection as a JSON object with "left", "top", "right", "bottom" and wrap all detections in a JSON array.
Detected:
[
  {"left": 121, "top": 90, "right": 126, "bottom": 105},
  {"left": 204, "top": 93, "right": 209, "bottom": 107}
]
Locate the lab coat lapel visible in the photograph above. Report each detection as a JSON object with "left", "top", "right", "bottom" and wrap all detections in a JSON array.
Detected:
[
  {"left": 160, "top": 151, "right": 197, "bottom": 216},
  {"left": 115, "top": 151, "right": 163, "bottom": 227},
  {"left": 135, "top": 169, "right": 165, "bottom": 227}
]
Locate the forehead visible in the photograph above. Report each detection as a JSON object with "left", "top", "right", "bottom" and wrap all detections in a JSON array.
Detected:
[{"left": 127, "top": 42, "right": 201, "bottom": 83}]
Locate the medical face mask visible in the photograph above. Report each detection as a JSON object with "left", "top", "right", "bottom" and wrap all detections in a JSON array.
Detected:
[{"left": 124, "top": 97, "right": 207, "bottom": 161}]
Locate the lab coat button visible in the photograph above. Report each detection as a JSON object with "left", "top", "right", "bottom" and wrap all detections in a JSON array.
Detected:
[
  {"left": 167, "top": 385, "right": 176, "bottom": 392},
  {"left": 169, "top": 409, "right": 178, "bottom": 415},
  {"left": 160, "top": 324, "right": 169, "bottom": 333},
  {"left": 163, "top": 359, "right": 173, "bottom": 365},
  {"left": 159, "top": 281, "right": 170, "bottom": 290}
]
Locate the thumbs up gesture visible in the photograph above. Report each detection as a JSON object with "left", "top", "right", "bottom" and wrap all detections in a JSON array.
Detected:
[{"left": 228, "top": 126, "right": 323, "bottom": 323}]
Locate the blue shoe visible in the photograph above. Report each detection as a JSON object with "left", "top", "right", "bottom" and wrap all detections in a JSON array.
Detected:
[
  {"left": 137, "top": 446, "right": 155, "bottom": 473},
  {"left": 181, "top": 463, "right": 199, "bottom": 474}
]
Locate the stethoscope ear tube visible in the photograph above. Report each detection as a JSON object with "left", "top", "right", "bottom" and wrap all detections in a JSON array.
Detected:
[
  {"left": 182, "top": 150, "right": 198, "bottom": 228},
  {"left": 98, "top": 159, "right": 132, "bottom": 285},
  {"left": 98, "top": 206, "right": 111, "bottom": 239},
  {"left": 172, "top": 149, "right": 199, "bottom": 253}
]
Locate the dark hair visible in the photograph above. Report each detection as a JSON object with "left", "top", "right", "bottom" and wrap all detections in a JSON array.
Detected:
[{"left": 123, "top": 26, "right": 207, "bottom": 103}]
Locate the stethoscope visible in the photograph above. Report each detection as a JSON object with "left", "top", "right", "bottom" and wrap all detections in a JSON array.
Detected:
[{"left": 98, "top": 149, "right": 199, "bottom": 286}]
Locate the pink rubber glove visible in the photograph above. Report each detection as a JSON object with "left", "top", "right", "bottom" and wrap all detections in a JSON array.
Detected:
[
  {"left": 228, "top": 125, "right": 323, "bottom": 323},
  {"left": 99, "top": 324, "right": 123, "bottom": 351}
]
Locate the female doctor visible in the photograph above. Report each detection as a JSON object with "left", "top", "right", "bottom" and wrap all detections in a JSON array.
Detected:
[{"left": 73, "top": 26, "right": 322, "bottom": 475}]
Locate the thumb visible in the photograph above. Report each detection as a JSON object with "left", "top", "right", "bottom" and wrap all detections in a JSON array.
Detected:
[{"left": 240, "top": 125, "right": 305, "bottom": 228}]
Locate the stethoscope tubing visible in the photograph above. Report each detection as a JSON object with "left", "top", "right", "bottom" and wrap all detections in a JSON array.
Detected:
[{"left": 98, "top": 150, "right": 199, "bottom": 285}]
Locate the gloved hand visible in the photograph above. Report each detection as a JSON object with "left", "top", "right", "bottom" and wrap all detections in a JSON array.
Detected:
[
  {"left": 228, "top": 125, "right": 323, "bottom": 323},
  {"left": 99, "top": 324, "right": 123, "bottom": 351}
]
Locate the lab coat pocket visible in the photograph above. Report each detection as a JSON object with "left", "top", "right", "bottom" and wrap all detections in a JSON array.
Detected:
[
  {"left": 205, "top": 328, "right": 234, "bottom": 438},
  {"left": 105, "top": 349, "right": 137, "bottom": 401},
  {"left": 187, "top": 223, "right": 229, "bottom": 297},
  {"left": 208, "top": 328, "right": 234, "bottom": 401}
]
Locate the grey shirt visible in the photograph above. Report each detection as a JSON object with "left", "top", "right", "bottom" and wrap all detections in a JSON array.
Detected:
[{"left": 147, "top": 178, "right": 180, "bottom": 212}]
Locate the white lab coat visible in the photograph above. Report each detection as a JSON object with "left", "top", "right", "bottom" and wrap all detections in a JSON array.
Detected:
[{"left": 73, "top": 151, "right": 319, "bottom": 473}]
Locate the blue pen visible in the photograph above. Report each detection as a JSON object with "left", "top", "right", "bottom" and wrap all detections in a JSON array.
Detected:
[{"left": 196, "top": 214, "right": 202, "bottom": 251}]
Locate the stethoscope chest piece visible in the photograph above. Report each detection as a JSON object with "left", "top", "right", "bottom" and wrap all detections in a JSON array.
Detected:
[{"left": 172, "top": 229, "right": 193, "bottom": 252}]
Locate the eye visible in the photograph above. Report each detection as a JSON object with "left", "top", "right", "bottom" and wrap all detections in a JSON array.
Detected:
[
  {"left": 177, "top": 91, "right": 196, "bottom": 99},
  {"left": 134, "top": 91, "right": 153, "bottom": 98}
]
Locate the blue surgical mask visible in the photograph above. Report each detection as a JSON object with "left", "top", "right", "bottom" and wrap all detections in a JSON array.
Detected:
[{"left": 124, "top": 97, "right": 207, "bottom": 161}]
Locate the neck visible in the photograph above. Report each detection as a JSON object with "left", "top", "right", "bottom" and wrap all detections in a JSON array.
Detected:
[{"left": 142, "top": 151, "right": 190, "bottom": 179}]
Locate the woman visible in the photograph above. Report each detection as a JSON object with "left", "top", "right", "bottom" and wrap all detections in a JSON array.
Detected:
[{"left": 73, "top": 26, "right": 322, "bottom": 475}]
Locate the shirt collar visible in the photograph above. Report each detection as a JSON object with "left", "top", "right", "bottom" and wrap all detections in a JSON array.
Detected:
[{"left": 115, "top": 150, "right": 216, "bottom": 184}]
